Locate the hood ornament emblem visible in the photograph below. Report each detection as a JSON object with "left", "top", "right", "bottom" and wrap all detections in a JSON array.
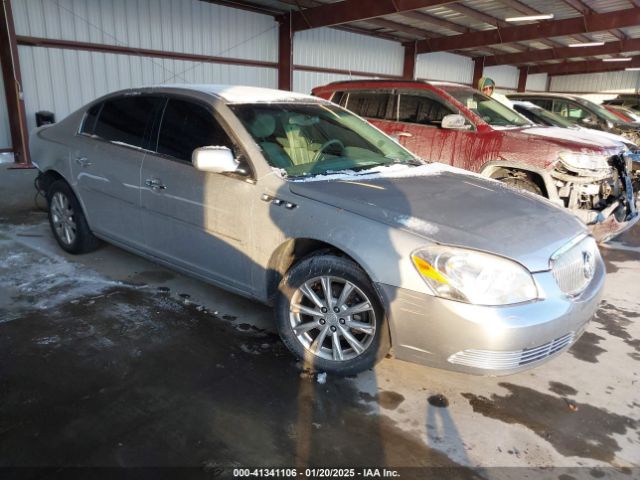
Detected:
[{"left": 582, "top": 251, "right": 594, "bottom": 280}]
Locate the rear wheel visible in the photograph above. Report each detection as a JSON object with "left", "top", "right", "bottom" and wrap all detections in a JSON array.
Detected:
[
  {"left": 275, "top": 254, "right": 390, "bottom": 375},
  {"left": 47, "top": 180, "right": 100, "bottom": 254}
]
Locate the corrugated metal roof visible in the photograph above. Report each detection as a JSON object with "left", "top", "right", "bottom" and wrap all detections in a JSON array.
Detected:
[{"left": 584, "top": 0, "right": 636, "bottom": 13}]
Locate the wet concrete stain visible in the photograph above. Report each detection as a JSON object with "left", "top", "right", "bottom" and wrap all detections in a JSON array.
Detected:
[
  {"left": 128, "top": 269, "right": 176, "bottom": 284},
  {"left": 358, "top": 390, "right": 406, "bottom": 411},
  {"left": 461, "top": 383, "right": 637, "bottom": 463},
  {"left": 428, "top": 394, "right": 450, "bottom": 408},
  {"left": 0, "top": 287, "right": 481, "bottom": 473},
  {"left": 378, "top": 391, "right": 405, "bottom": 410},
  {"left": 548, "top": 382, "right": 578, "bottom": 397},
  {"left": 592, "top": 302, "right": 640, "bottom": 357},
  {"left": 569, "top": 331, "right": 607, "bottom": 363},
  {"left": 600, "top": 242, "right": 640, "bottom": 274}
]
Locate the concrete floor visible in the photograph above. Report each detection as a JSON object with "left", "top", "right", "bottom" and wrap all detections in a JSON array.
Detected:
[{"left": 1, "top": 167, "right": 639, "bottom": 478}]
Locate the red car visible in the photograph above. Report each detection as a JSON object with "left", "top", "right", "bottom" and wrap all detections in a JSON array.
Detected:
[{"left": 313, "top": 80, "right": 638, "bottom": 241}]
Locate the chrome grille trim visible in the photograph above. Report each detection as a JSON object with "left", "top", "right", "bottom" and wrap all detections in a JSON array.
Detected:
[
  {"left": 551, "top": 235, "right": 598, "bottom": 297},
  {"left": 448, "top": 332, "right": 575, "bottom": 370}
]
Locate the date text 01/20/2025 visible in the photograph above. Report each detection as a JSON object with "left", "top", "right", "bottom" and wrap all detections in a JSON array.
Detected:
[{"left": 232, "top": 468, "right": 400, "bottom": 478}]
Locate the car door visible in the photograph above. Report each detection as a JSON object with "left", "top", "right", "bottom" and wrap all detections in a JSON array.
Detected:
[
  {"left": 338, "top": 89, "right": 398, "bottom": 136},
  {"left": 72, "top": 95, "right": 164, "bottom": 248},
  {"left": 552, "top": 99, "right": 597, "bottom": 127},
  {"left": 391, "top": 89, "right": 470, "bottom": 165},
  {"left": 140, "top": 96, "right": 256, "bottom": 294}
]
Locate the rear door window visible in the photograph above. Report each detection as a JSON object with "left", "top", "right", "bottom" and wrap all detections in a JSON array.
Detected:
[
  {"left": 527, "top": 98, "right": 553, "bottom": 110},
  {"left": 94, "top": 96, "right": 162, "bottom": 148},
  {"left": 156, "top": 98, "right": 233, "bottom": 162},
  {"left": 552, "top": 100, "right": 590, "bottom": 120},
  {"left": 397, "top": 92, "right": 455, "bottom": 126},
  {"left": 345, "top": 91, "right": 393, "bottom": 120}
]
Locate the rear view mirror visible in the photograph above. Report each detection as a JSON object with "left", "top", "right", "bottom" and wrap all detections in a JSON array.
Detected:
[
  {"left": 441, "top": 114, "right": 469, "bottom": 130},
  {"left": 192, "top": 146, "right": 239, "bottom": 174}
]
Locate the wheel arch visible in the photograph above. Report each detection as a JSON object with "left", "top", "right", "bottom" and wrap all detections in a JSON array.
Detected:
[
  {"left": 479, "top": 160, "right": 558, "bottom": 201},
  {"left": 264, "top": 237, "right": 376, "bottom": 305}
]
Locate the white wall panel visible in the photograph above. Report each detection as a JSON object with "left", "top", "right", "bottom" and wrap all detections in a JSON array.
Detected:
[
  {"left": 483, "top": 65, "right": 519, "bottom": 90},
  {"left": 525, "top": 73, "right": 547, "bottom": 92},
  {"left": 550, "top": 71, "right": 640, "bottom": 93},
  {"left": 11, "top": 0, "right": 278, "bottom": 62},
  {"left": 0, "top": 73, "right": 10, "bottom": 148},
  {"left": 415, "top": 52, "right": 473, "bottom": 85},
  {"left": 293, "top": 71, "right": 372, "bottom": 95},
  {"left": 18, "top": 46, "right": 276, "bottom": 131},
  {"left": 294, "top": 28, "right": 403, "bottom": 76}
]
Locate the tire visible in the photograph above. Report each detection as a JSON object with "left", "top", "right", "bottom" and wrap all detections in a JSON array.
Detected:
[
  {"left": 499, "top": 175, "right": 543, "bottom": 196},
  {"left": 47, "top": 180, "right": 100, "bottom": 254},
  {"left": 275, "top": 254, "right": 390, "bottom": 376}
]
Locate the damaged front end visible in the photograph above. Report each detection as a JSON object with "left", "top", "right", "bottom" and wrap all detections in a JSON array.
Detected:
[{"left": 550, "top": 151, "right": 639, "bottom": 242}]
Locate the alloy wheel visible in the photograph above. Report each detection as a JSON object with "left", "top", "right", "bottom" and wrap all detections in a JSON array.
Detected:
[
  {"left": 289, "top": 275, "right": 377, "bottom": 362},
  {"left": 50, "top": 192, "right": 77, "bottom": 246}
]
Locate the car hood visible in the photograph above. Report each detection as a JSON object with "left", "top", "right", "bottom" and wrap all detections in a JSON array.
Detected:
[
  {"left": 288, "top": 167, "right": 587, "bottom": 272},
  {"left": 575, "top": 127, "right": 637, "bottom": 149},
  {"left": 507, "top": 126, "right": 622, "bottom": 151}
]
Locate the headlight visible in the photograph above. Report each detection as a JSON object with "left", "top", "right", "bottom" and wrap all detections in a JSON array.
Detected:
[
  {"left": 411, "top": 246, "right": 538, "bottom": 306},
  {"left": 558, "top": 151, "right": 611, "bottom": 171}
]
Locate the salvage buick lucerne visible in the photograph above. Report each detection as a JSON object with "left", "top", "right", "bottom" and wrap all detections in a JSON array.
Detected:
[
  {"left": 313, "top": 80, "right": 639, "bottom": 242},
  {"left": 31, "top": 85, "right": 604, "bottom": 375}
]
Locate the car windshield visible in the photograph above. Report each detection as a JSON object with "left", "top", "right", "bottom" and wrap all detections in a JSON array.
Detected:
[
  {"left": 584, "top": 99, "right": 628, "bottom": 123},
  {"left": 231, "top": 103, "right": 419, "bottom": 177},
  {"left": 445, "top": 89, "right": 530, "bottom": 127},
  {"left": 528, "top": 105, "right": 574, "bottom": 128}
]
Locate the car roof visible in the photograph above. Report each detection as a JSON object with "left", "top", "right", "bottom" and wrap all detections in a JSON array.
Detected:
[
  {"left": 314, "top": 79, "right": 471, "bottom": 90},
  {"left": 117, "top": 84, "right": 323, "bottom": 104},
  {"left": 509, "top": 92, "right": 583, "bottom": 101}
]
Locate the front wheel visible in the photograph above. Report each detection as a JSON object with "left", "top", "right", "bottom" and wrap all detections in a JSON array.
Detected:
[
  {"left": 498, "top": 175, "right": 543, "bottom": 195},
  {"left": 275, "top": 254, "right": 390, "bottom": 375}
]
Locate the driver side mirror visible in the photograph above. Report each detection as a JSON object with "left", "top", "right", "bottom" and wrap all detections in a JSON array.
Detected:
[
  {"left": 192, "top": 146, "right": 240, "bottom": 174},
  {"left": 441, "top": 114, "right": 470, "bottom": 130}
]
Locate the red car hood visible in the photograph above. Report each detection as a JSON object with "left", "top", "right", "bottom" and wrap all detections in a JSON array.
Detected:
[{"left": 487, "top": 126, "right": 621, "bottom": 170}]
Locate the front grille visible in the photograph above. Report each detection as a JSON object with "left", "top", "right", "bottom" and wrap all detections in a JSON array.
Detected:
[
  {"left": 448, "top": 332, "right": 575, "bottom": 370},
  {"left": 551, "top": 235, "right": 598, "bottom": 296}
]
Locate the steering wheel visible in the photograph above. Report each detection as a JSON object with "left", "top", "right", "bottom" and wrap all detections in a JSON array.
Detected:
[{"left": 312, "top": 139, "right": 345, "bottom": 163}]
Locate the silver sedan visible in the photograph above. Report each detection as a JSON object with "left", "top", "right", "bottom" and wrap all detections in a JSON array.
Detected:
[{"left": 30, "top": 85, "right": 604, "bottom": 375}]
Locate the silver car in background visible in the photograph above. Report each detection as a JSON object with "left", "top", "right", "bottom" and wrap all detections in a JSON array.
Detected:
[{"left": 31, "top": 85, "right": 605, "bottom": 375}]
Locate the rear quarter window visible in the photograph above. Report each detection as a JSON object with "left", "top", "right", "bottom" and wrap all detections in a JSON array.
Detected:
[{"left": 80, "top": 102, "right": 103, "bottom": 135}]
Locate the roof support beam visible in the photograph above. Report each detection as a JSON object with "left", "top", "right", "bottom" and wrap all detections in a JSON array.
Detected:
[
  {"left": 472, "top": 57, "right": 484, "bottom": 89},
  {"left": 517, "top": 66, "right": 528, "bottom": 92},
  {"left": 289, "top": 0, "right": 456, "bottom": 32},
  {"left": 0, "top": 0, "right": 30, "bottom": 165},
  {"left": 484, "top": 37, "right": 640, "bottom": 66},
  {"left": 278, "top": 15, "right": 293, "bottom": 91},
  {"left": 416, "top": 7, "right": 640, "bottom": 53},
  {"left": 530, "top": 56, "right": 640, "bottom": 76},
  {"left": 403, "top": 42, "right": 417, "bottom": 80}
]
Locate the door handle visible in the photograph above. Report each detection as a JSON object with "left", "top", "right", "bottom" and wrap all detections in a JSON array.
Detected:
[
  {"left": 74, "top": 156, "right": 92, "bottom": 167},
  {"left": 145, "top": 178, "right": 167, "bottom": 191},
  {"left": 391, "top": 131, "right": 413, "bottom": 140}
]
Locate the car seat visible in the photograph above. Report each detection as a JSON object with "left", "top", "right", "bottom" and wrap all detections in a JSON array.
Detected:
[{"left": 248, "top": 114, "right": 291, "bottom": 169}]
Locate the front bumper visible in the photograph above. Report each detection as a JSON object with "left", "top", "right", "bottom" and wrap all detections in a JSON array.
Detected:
[
  {"left": 377, "top": 255, "right": 605, "bottom": 376},
  {"left": 551, "top": 154, "right": 638, "bottom": 242}
]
